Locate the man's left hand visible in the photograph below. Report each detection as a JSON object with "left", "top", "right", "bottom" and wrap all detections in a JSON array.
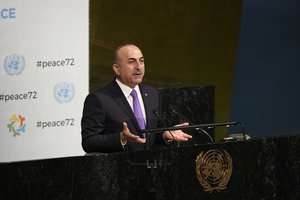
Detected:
[{"left": 163, "top": 122, "right": 193, "bottom": 142}]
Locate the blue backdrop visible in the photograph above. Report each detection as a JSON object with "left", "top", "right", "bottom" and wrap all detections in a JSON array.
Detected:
[{"left": 230, "top": 0, "right": 300, "bottom": 137}]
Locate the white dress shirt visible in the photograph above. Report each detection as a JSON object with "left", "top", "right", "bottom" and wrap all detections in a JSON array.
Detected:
[{"left": 115, "top": 79, "right": 147, "bottom": 125}]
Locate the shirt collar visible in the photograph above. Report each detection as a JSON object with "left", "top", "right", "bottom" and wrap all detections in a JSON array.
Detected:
[{"left": 115, "top": 78, "right": 140, "bottom": 98}]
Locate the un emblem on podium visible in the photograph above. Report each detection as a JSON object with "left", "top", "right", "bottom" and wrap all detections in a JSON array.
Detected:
[{"left": 195, "top": 149, "right": 232, "bottom": 193}]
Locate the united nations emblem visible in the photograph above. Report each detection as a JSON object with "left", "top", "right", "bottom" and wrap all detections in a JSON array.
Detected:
[
  {"left": 4, "top": 54, "right": 25, "bottom": 75},
  {"left": 195, "top": 149, "right": 232, "bottom": 193},
  {"left": 54, "top": 82, "right": 75, "bottom": 103}
]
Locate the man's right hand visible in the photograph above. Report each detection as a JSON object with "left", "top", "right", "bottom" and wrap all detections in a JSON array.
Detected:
[{"left": 120, "top": 122, "right": 146, "bottom": 145}]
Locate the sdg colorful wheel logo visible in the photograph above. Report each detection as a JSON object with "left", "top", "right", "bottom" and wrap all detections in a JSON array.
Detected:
[
  {"left": 54, "top": 82, "right": 75, "bottom": 103},
  {"left": 7, "top": 114, "right": 26, "bottom": 137},
  {"left": 4, "top": 54, "right": 25, "bottom": 75}
]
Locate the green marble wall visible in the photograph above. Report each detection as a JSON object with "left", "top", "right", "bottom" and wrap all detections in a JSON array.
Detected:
[{"left": 89, "top": 0, "right": 242, "bottom": 141}]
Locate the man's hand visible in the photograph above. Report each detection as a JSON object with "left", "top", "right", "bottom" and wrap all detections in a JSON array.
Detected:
[
  {"left": 120, "top": 122, "right": 146, "bottom": 145},
  {"left": 163, "top": 122, "right": 193, "bottom": 142}
]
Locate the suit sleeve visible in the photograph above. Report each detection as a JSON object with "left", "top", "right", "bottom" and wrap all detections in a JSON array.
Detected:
[{"left": 81, "top": 93, "right": 124, "bottom": 153}]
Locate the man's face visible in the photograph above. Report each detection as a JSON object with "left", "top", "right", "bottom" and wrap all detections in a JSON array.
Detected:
[{"left": 113, "top": 45, "right": 145, "bottom": 88}]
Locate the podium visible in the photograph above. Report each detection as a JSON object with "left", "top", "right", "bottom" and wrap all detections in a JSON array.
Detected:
[{"left": 1, "top": 135, "right": 300, "bottom": 199}]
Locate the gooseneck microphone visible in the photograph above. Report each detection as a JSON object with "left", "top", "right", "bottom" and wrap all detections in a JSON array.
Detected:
[
  {"left": 153, "top": 110, "right": 180, "bottom": 147},
  {"left": 171, "top": 108, "right": 214, "bottom": 143},
  {"left": 140, "top": 109, "right": 245, "bottom": 143},
  {"left": 171, "top": 107, "right": 248, "bottom": 142}
]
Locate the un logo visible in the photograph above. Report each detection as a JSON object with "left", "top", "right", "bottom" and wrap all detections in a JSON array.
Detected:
[
  {"left": 4, "top": 54, "right": 25, "bottom": 75},
  {"left": 195, "top": 149, "right": 233, "bottom": 193},
  {"left": 54, "top": 82, "right": 75, "bottom": 103}
]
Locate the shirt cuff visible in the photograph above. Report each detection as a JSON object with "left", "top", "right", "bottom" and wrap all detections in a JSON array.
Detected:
[{"left": 162, "top": 131, "right": 173, "bottom": 144}]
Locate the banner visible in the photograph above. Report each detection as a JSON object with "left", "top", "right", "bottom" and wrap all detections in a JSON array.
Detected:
[{"left": 0, "top": 0, "right": 89, "bottom": 162}]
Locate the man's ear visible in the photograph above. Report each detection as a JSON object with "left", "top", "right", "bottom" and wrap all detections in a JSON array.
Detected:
[{"left": 112, "top": 64, "right": 120, "bottom": 75}]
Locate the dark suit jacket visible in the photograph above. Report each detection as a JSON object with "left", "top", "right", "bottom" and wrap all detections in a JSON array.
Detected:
[{"left": 81, "top": 80, "right": 164, "bottom": 153}]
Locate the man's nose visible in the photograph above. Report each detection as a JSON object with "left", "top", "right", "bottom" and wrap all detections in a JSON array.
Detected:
[{"left": 135, "top": 61, "right": 142, "bottom": 69}]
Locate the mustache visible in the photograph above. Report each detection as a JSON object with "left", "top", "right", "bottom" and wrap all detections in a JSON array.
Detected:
[{"left": 133, "top": 70, "right": 143, "bottom": 75}]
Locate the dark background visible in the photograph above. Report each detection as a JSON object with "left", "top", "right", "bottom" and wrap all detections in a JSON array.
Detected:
[
  {"left": 230, "top": 0, "right": 300, "bottom": 137},
  {"left": 89, "top": 0, "right": 300, "bottom": 140}
]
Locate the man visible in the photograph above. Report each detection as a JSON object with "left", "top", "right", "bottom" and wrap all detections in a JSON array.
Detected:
[{"left": 81, "top": 42, "right": 192, "bottom": 153}]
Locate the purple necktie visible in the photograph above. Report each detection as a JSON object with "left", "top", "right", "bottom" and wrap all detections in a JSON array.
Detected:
[{"left": 130, "top": 89, "right": 146, "bottom": 132}]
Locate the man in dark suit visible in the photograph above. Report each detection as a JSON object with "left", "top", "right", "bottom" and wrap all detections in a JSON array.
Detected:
[{"left": 81, "top": 42, "right": 192, "bottom": 153}]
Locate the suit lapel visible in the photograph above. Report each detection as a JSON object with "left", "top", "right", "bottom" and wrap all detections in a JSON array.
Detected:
[
  {"left": 140, "top": 84, "right": 157, "bottom": 146},
  {"left": 110, "top": 81, "right": 141, "bottom": 133},
  {"left": 139, "top": 84, "right": 153, "bottom": 129}
]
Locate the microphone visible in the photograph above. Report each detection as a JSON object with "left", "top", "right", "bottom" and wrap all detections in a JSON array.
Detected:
[
  {"left": 153, "top": 110, "right": 180, "bottom": 147},
  {"left": 171, "top": 108, "right": 214, "bottom": 143},
  {"left": 171, "top": 107, "right": 247, "bottom": 142}
]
